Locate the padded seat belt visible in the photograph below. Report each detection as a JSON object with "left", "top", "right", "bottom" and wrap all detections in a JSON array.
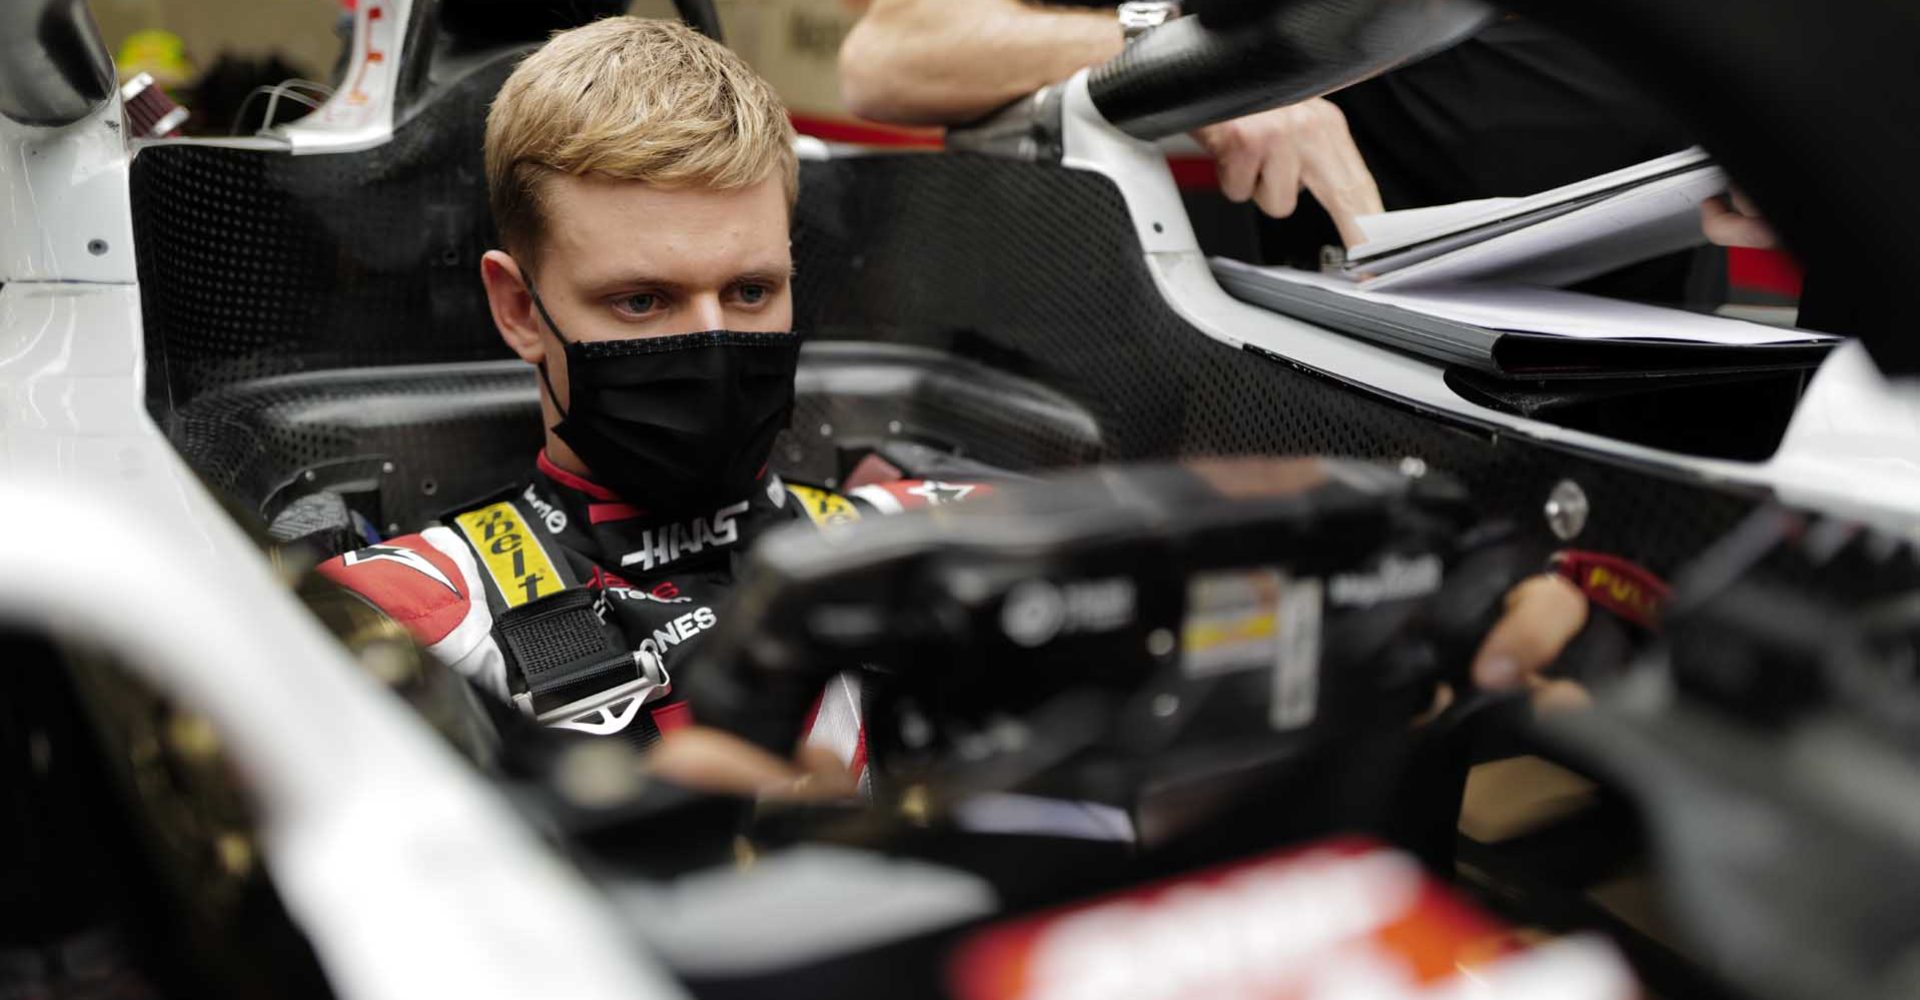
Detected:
[{"left": 452, "top": 495, "right": 666, "bottom": 748}]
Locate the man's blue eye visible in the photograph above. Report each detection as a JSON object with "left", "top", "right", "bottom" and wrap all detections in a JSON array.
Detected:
[
  {"left": 737, "top": 284, "right": 768, "bottom": 305},
  {"left": 621, "top": 293, "right": 658, "bottom": 314}
]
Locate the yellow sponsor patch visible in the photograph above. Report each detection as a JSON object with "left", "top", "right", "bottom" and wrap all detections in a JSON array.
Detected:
[
  {"left": 453, "top": 502, "right": 566, "bottom": 608},
  {"left": 1182, "top": 612, "right": 1279, "bottom": 655},
  {"left": 786, "top": 484, "right": 862, "bottom": 529}
]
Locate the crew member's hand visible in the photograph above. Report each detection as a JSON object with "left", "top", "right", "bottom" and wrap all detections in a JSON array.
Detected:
[
  {"left": 647, "top": 724, "right": 859, "bottom": 801},
  {"left": 1700, "top": 189, "right": 1779, "bottom": 249},
  {"left": 1191, "top": 98, "right": 1384, "bottom": 248},
  {"left": 1470, "top": 574, "right": 1592, "bottom": 712}
]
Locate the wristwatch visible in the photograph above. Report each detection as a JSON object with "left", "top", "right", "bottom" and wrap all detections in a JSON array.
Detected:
[{"left": 1117, "top": 1, "right": 1182, "bottom": 43}]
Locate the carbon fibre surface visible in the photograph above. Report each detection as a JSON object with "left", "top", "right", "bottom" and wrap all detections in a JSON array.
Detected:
[
  {"left": 131, "top": 53, "right": 522, "bottom": 417},
  {"left": 792, "top": 154, "right": 1760, "bottom": 573}
]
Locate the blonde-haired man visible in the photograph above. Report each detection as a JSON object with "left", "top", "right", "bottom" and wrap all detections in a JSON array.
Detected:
[
  {"left": 317, "top": 18, "right": 945, "bottom": 790},
  {"left": 315, "top": 16, "right": 1589, "bottom": 795}
]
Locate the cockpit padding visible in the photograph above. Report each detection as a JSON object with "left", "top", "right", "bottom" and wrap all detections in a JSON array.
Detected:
[{"left": 169, "top": 345, "right": 1104, "bottom": 536}]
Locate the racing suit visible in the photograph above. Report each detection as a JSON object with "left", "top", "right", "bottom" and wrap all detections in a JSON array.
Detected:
[{"left": 316, "top": 452, "right": 990, "bottom": 762}]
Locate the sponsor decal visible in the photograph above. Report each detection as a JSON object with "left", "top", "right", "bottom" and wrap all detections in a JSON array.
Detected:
[
  {"left": 851, "top": 479, "right": 994, "bottom": 514},
  {"left": 1179, "top": 568, "right": 1323, "bottom": 730},
  {"left": 619, "top": 501, "right": 749, "bottom": 572},
  {"left": 1328, "top": 553, "right": 1443, "bottom": 608},
  {"left": 1553, "top": 551, "right": 1668, "bottom": 629},
  {"left": 584, "top": 568, "right": 682, "bottom": 604},
  {"left": 1000, "top": 578, "right": 1137, "bottom": 648},
  {"left": 453, "top": 502, "right": 566, "bottom": 608},
  {"left": 520, "top": 484, "right": 569, "bottom": 535},
  {"left": 947, "top": 840, "right": 1627, "bottom": 1000},
  {"left": 606, "top": 586, "right": 692, "bottom": 606},
  {"left": 786, "top": 483, "right": 862, "bottom": 528},
  {"left": 906, "top": 480, "right": 976, "bottom": 506},
  {"left": 585, "top": 566, "right": 629, "bottom": 591},
  {"left": 637, "top": 606, "right": 720, "bottom": 664},
  {"left": 341, "top": 543, "right": 460, "bottom": 596}
]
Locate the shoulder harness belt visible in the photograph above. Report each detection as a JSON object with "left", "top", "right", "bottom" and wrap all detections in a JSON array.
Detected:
[{"left": 452, "top": 493, "right": 666, "bottom": 748}]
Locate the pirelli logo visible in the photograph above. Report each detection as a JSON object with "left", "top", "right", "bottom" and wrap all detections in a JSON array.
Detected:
[
  {"left": 454, "top": 502, "right": 566, "bottom": 608},
  {"left": 785, "top": 484, "right": 861, "bottom": 529}
]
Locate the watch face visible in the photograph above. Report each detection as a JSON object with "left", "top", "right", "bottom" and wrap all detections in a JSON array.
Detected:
[{"left": 1119, "top": 1, "right": 1180, "bottom": 35}]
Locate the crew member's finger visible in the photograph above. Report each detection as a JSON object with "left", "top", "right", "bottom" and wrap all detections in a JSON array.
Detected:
[
  {"left": 1198, "top": 122, "right": 1259, "bottom": 202},
  {"left": 1471, "top": 574, "right": 1589, "bottom": 689},
  {"left": 783, "top": 743, "right": 861, "bottom": 801},
  {"left": 1252, "top": 145, "right": 1304, "bottom": 220},
  {"left": 1529, "top": 677, "right": 1593, "bottom": 714},
  {"left": 1295, "top": 102, "right": 1381, "bottom": 246},
  {"left": 1700, "top": 194, "right": 1779, "bottom": 249},
  {"left": 1318, "top": 171, "right": 1384, "bottom": 249}
]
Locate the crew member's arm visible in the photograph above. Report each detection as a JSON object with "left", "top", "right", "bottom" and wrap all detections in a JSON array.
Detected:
[
  {"left": 840, "top": 0, "right": 1121, "bottom": 126},
  {"left": 838, "top": 0, "right": 1384, "bottom": 244}
]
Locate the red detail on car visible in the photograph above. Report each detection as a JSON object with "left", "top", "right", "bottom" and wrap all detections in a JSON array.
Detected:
[
  {"left": 947, "top": 839, "right": 1535, "bottom": 1000},
  {"left": 1167, "top": 156, "right": 1220, "bottom": 191},
  {"left": 1552, "top": 550, "right": 1671, "bottom": 629},
  {"left": 1729, "top": 247, "right": 1804, "bottom": 299},
  {"left": 788, "top": 112, "right": 943, "bottom": 149}
]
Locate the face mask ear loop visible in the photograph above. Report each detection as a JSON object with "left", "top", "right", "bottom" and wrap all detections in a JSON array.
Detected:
[{"left": 521, "top": 271, "right": 573, "bottom": 422}]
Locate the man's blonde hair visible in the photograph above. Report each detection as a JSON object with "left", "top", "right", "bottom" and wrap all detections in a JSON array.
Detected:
[{"left": 485, "top": 17, "right": 798, "bottom": 262}]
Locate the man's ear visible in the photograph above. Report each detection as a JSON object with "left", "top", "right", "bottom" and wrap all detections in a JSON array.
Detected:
[{"left": 481, "top": 250, "right": 546, "bottom": 365}]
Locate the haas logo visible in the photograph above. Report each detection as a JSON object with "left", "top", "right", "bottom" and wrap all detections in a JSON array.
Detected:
[{"left": 620, "top": 501, "right": 748, "bottom": 572}]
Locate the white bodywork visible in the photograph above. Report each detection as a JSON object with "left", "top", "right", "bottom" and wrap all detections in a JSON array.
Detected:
[
  {"left": 0, "top": 99, "right": 137, "bottom": 284},
  {"left": 279, "top": 0, "right": 416, "bottom": 153}
]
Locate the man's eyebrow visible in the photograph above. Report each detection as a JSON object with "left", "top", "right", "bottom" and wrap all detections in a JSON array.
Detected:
[
  {"left": 577, "top": 263, "right": 796, "bottom": 294},
  {"left": 577, "top": 272, "right": 683, "bottom": 295},
  {"left": 731, "top": 263, "right": 799, "bottom": 282}
]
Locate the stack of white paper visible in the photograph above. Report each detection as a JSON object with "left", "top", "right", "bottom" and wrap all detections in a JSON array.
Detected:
[
  {"left": 1215, "top": 149, "right": 1837, "bottom": 369},
  {"left": 1341, "top": 148, "right": 1728, "bottom": 291}
]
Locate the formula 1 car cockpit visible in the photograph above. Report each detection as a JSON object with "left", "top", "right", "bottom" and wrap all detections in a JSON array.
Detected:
[{"left": 4, "top": 0, "right": 1920, "bottom": 998}]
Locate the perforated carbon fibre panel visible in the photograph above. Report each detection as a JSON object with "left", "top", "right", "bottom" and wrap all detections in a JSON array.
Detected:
[
  {"left": 130, "top": 53, "right": 522, "bottom": 415},
  {"left": 791, "top": 155, "right": 1758, "bottom": 573}
]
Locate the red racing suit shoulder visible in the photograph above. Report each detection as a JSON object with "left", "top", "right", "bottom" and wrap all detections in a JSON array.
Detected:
[{"left": 315, "top": 528, "right": 509, "bottom": 700}]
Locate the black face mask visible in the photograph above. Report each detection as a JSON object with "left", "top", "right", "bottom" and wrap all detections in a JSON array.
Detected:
[{"left": 525, "top": 280, "right": 801, "bottom": 516}]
